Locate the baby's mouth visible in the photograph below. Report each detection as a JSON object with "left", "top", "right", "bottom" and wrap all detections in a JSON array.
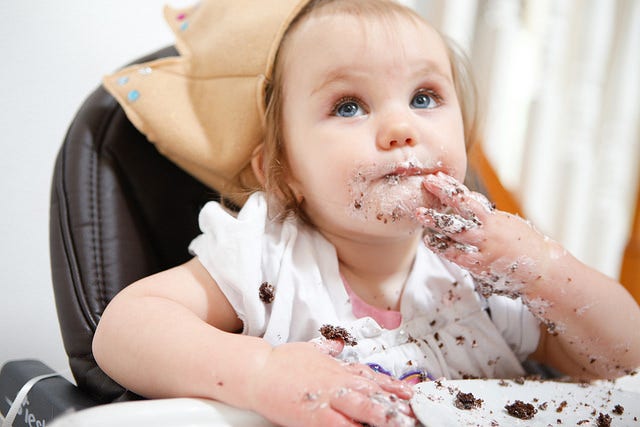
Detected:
[{"left": 382, "top": 165, "right": 438, "bottom": 185}]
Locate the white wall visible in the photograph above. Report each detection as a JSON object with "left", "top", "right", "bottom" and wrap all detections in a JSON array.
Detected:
[{"left": 0, "top": 1, "right": 190, "bottom": 379}]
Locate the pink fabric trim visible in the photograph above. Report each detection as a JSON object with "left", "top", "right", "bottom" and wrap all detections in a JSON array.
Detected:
[{"left": 343, "top": 278, "right": 402, "bottom": 330}]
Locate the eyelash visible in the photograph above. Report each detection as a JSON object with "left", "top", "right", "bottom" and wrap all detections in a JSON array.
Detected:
[
  {"left": 330, "top": 95, "right": 365, "bottom": 116},
  {"left": 415, "top": 89, "right": 443, "bottom": 104},
  {"left": 412, "top": 89, "right": 445, "bottom": 111},
  {"left": 329, "top": 88, "right": 443, "bottom": 116}
]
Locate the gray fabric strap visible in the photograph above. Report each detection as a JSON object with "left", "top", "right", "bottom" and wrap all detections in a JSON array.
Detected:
[{"left": 2, "top": 373, "right": 60, "bottom": 427}]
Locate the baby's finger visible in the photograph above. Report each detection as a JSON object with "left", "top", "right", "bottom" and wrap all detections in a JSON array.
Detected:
[
  {"left": 307, "top": 406, "right": 362, "bottom": 427},
  {"left": 422, "top": 231, "right": 483, "bottom": 270},
  {"left": 378, "top": 379, "right": 413, "bottom": 401},
  {"left": 311, "top": 337, "right": 345, "bottom": 357},
  {"left": 423, "top": 173, "right": 495, "bottom": 217},
  {"left": 416, "top": 208, "right": 488, "bottom": 249},
  {"left": 415, "top": 207, "right": 480, "bottom": 234},
  {"left": 331, "top": 391, "right": 416, "bottom": 427},
  {"left": 342, "top": 363, "right": 413, "bottom": 399}
]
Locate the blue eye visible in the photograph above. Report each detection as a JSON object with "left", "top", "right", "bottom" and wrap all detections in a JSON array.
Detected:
[
  {"left": 411, "top": 92, "right": 438, "bottom": 109},
  {"left": 333, "top": 98, "right": 364, "bottom": 117}
]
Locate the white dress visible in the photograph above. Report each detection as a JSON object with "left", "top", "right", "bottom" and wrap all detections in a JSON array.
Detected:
[{"left": 189, "top": 192, "right": 540, "bottom": 381}]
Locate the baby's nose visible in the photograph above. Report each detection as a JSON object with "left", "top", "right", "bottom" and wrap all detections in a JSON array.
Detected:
[{"left": 376, "top": 119, "right": 417, "bottom": 150}]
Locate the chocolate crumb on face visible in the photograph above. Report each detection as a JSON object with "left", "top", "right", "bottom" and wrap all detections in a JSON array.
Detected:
[
  {"left": 454, "top": 391, "right": 483, "bottom": 410},
  {"left": 596, "top": 413, "right": 612, "bottom": 427},
  {"left": 612, "top": 404, "right": 624, "bottom": 415},
  {"left": 319, "top": 324, "right": 357, "bottom": 346},
  {"left": 505, "top": 400, "right": 537, "bottom": 420},
  {"left": 259, "top": 282, "right": 275, "bottom": 303}
]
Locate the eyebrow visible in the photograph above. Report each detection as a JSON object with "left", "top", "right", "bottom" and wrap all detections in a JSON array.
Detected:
[
  {"left": 310, "top": 68, "right": 364, "bottom": 96},
  {"left": 311, "top": 60, "right": 453, "bottom": 96}
]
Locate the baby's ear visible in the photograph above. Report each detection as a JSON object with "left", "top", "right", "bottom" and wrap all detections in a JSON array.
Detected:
[{"left": 250, "top": 143, "right": 266, "bottom": 187}]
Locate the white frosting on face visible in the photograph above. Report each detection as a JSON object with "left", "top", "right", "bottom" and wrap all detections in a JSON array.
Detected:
[{"left": 347, "top": 157, "right": 446, "bottom": 224}]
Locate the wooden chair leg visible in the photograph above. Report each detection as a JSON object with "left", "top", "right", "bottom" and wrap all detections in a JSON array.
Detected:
[
  {"left": 467, "top": 143, "right": 522, "bottom": 216},
  {"left": 620, "top": 183, "right": 640, "bottom": 303}
]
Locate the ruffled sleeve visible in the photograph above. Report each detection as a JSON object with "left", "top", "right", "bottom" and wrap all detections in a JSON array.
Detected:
[
  {"left": 486, "top": 295, "right": 541, "bottom": 361},
  {"left": 188, "top": 192, "right": 270, "bottom": 334}
]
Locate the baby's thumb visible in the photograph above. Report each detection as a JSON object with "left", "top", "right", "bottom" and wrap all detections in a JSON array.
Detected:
[{"left": 310, "top": 337, "right": 345, "bottom": 357}]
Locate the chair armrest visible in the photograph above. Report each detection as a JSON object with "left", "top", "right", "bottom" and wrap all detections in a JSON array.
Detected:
[{"left": 1, "top": 359, "right": 98, "bottom": 426}]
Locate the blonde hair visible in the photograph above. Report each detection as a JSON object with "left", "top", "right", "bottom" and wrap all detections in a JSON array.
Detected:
[{"left": 259, "top": 0, "right": 481, "bottom": 222}]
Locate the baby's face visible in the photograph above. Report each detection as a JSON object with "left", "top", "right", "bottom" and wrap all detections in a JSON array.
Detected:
[{"left": 280, "top": 11, "right": 467, "bottom": 239}]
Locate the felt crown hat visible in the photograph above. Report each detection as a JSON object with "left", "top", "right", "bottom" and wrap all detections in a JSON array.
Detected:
[{"left": 103, "top": 0, "right": 312, "bottom": 202}]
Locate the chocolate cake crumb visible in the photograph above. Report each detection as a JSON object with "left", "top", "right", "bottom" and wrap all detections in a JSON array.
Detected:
[
  {"left": 556, "top": 400, "right": 567, "bottom": 413},
  {"left": 461, "top": 373, "right": 481, "bottom": 380},
  {"left": 425, "top": 232, "right": 454, "bottom": 252},
  {"left": 454, "top": 391, "right": 483, "bottom": 410},
  {"left": 319, "top": 324, "right": 357, "bottom": 346},
  {"left": 505, "top": 400, "right": 537, "bottom": 420},
  {"left": 612, "top": 404, "right": 624, "bottom": 415},
  {"left": 259, "top": 282, "right": 275, "bottom": 303},
  {"left": 596, "top": 413, "right": 612, "bottom": 427}
]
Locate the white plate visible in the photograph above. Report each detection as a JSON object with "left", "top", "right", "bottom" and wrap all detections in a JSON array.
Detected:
[
  {"left": 411, "top": 378, "right": 640, "bottom": 426},
  {"left": 49, "top": 398, "right": 275, "bottom": 427}
]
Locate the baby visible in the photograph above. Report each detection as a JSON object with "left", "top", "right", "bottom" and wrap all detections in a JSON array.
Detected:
[{"left": 94, "top": 1, "right": 640, "bottom": 426}]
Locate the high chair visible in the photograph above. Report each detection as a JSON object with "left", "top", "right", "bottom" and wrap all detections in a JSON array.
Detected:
[
  {"left": 47, "top": 45, "right": 216, "bottom": 404},
  {"left": 0, "top": 46, "right": 216, "bottom": 425},
  {"left": 2, "top": 44, "right": 618, "bottom": 426}
]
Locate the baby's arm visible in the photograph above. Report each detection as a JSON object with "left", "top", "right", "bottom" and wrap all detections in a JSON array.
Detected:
[
  {"left": 92, "top": 258, "right": 414, "bottom": 427},
  {"left": 416, "top": 172, "right": 640, "bottom": 379}
]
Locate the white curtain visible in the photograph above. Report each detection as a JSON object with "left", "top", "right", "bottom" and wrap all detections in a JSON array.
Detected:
[{"left": 402, "top": 0, "right": 640, "bottom": 279}]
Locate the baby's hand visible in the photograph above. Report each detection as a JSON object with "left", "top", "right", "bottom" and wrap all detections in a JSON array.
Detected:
[
  {"left": 247, "top": 340, "right": 415, "bottom": 427},
  {"left": 416, "top": 172, "right": 562, "bottom": 299}
]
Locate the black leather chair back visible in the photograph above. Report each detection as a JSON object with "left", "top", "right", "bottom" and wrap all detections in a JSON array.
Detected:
[{"left": 49, "top": 47, "right": 217, "bottom": 403}]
